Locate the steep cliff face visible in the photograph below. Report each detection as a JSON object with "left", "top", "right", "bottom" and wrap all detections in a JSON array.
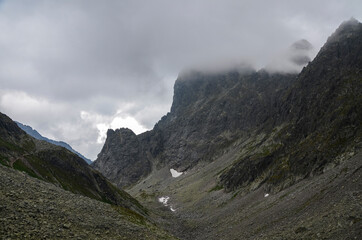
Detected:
[
  {"left": 93, "top": 19, "right": 361, "bottom": 193},
  {"left": 93, "top": 70, "right": 297, "bottom": 188},
  {"left": 93, "top": 128, "right": 151, "bottom": 188},
  {"left": 152, "top": 70, "right": 296, "bottom": 170},
  {"left": 220, "top": 18, "right": 362, "bottom": 191}
]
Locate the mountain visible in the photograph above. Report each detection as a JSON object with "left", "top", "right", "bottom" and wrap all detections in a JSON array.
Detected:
[
  {"left": 93, "top": 70, "right": 297, "bottom": 188},
  {"left": 94, "top": 18, "right": 361, "bottom": 191},
  {"left": 0, "top": 112, "right": 146, "bottom": 212},
  {"left": 93, "top": 19, "right": 362, "bottom": 239},
  {"left": 220, "top": 18, "right": 362, "bottom": 191},
  {"left": 94, "top": 128, "right": 152, "bottom": 187},
  {"left": 15, "top": 121, "right": 92, "bottom": 164},
  {"left": 0, "top": 111, "right": 177, "bottom": 239}
]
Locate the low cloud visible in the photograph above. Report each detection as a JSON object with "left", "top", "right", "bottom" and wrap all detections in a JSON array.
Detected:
[
  {"left": 265, "top": 39, "right": 315, "bottom": 73},
  {"left": 0, "top": 0, "right": 361, "bottom": 159}
]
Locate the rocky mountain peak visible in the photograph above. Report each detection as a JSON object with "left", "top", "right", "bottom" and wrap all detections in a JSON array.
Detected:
[
  {"left": 326, "top": 17, "right": 361, "bottom": 43},
  {"left": 300, "top": 18, "right": 361, "bottom": 76},
  {"left": 105, "top": 128, "right": 136, "bottom": 146},
  {"left": 93, "top": 127, "right": 151, "bottom": 188}
]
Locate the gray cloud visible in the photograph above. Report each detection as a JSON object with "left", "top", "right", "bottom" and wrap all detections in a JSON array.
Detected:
[{"left": 0, "top": 0, "right": 361, "bottom": 160}]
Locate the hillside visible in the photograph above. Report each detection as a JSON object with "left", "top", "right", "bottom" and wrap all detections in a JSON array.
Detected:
[
  {"left": 15, "top": 121, "right": 92, "bottom": 164},
  {"left": 0, "top": 163, "right": 177, "bottom": 239},
  {"left": 0, "top": 112, "right": 146, "bottom": 213},
  {"left": 0, "top": 111, "right": 178, "bottom": 239}
]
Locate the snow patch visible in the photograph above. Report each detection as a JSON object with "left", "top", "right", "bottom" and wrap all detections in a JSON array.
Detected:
[
  {"left": 158, "top": 196, "right": 177, "bottom": 212},
  {"left": 170, "top": 168, "right": 183, "bottom": 178},
  {"left": 264, "top": 193, "right": 269, "bottom": 197},
  {"left": 158, "top": 196, "right": 170, "bottom": 205}
]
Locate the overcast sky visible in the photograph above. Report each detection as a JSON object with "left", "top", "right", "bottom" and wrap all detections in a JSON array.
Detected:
[{"left": 0, "top": 0, "right": 361, "bottom": 160}]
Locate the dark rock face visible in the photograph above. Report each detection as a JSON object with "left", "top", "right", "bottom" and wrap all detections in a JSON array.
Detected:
[
  {"left": 94, "top": 19, "right": 361, "bottom": 193},
  {"left": 153, "top": 71, "right": 296, "bottom": 170},
  {"left": 220, "top": 18, "right": 362, "bottom": 190},
  {"left": 0, "top": 112, "right": 146, "bottom": 214},
  {"left": 0, "top": 113, "right": 25, "bottom": 141},
  {"left": 93, "top": 128, "right": 151, "bottom": 188},
  {"left": 93, "top": 71, "right": 297, "bottom": 188}
]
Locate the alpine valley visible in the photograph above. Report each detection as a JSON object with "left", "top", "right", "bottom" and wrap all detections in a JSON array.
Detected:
[{"left": 1, "top": 19, "right": 361, "bottom": 239}]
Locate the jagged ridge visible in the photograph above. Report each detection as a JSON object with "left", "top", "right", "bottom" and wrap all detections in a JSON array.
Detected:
[{"left": 93, "top": 19, "right": 362, "bottom": 193}]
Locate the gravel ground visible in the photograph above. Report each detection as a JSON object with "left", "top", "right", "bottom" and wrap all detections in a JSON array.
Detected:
[
  {"left": 0, "top": 165, "right": 177, "bottom": 240},
  {"left": 131, "top": 152, "right": 362, "bottom": 240}
]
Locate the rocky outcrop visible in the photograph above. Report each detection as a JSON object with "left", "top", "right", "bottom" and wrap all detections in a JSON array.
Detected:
[
  {"left": 93, "top": 128, "right": 151, "bottom": 188},
  {"left": 221, "top": 18, "right": 362, "bottom": 190}
]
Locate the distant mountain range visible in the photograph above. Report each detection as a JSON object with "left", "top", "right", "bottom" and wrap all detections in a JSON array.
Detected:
[{"left": 15, "top": 121, "right": 92, "bottom": 164}]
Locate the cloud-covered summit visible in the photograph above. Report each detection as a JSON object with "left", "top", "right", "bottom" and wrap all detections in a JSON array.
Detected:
[{"left": 0, "top": 0, "right": 361, "bottom": 160}]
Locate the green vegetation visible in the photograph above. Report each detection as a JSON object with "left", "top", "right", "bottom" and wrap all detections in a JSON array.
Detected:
[
  {"left": 231, "top": 190, "right": 240, "bottom": 199},
  {"left": 0, "top": 139, "right": 24, "bottom": 153},
  {"left": 22, "top": 139, "right": 36, "bottom": 152},
  {"left": 255, "top": 143, "right": 283, "bottom": 159},
  {"left": 112, "top": 205, "right": 147, "bottom": 226},
  {"left": 12, "top": 159, "right": 39, "bottom": 179},
  {"left": 139, "top": 190, "right": 157, "bottom": 200},
  {"left": 208, "top": 184, "right": 223, "bottom": 192},
  {"left": 0, "top": 155, "right": 9, "bottom": 166}
]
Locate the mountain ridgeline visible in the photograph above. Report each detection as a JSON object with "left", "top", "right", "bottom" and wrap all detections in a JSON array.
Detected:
[
  {"left": 15, "top": 121, "right": 92, "bottom": 164},
  {"left": 93, "top": 19, "right": 362, "bottom": 192}
]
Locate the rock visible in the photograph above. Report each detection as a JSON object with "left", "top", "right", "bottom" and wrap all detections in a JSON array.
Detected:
[
  {"left": 295, "top": 227, "right": 307, "bottom": 234},
  {"left": 92, "top": 128, "right": 151, "bottom": 188},
  {"left": 63, "top": 223, "right": 71, "bottom": 229}
]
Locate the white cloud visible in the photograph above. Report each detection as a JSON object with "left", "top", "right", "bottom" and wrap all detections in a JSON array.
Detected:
[{"left": 81, "top": 110, "right": 148, "bottom": 145}]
